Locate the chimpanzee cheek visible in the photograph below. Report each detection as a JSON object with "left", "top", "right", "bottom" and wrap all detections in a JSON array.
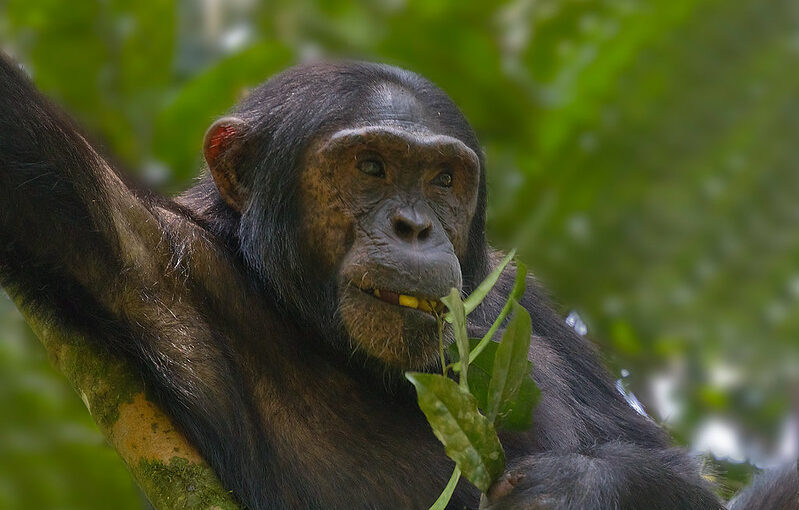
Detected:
[
  {"left": 438, "top": 206, "right": 471, "bottom": 259},
  {"left": 298, "top": 169, "right": 355, "bottom": 272}
]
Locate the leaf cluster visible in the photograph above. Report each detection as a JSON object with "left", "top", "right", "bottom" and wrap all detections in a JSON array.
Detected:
[{"left": 406, "top": 254, "right": 541, "bottom": 508}]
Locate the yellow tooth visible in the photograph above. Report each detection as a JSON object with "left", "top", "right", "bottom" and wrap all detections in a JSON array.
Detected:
[
  {"left": 398, "top": 294, "right": 419, "bottom": 309},
  {"left": 418, "top": 300, "right": 432, "bottom": 312},
  {"left": 373, "top": 289, "right": 381, "bottom": 298}
]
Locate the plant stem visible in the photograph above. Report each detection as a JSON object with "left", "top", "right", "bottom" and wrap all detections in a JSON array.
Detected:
[
  {"left": 438, "top": 315, "right": 446, "bottom": 376},
  {"left": 427, "top": 467, "right": 462, "bottom": 510}
]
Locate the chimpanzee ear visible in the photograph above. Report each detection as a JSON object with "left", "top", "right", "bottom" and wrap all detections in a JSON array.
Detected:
[{"left": 203, "top": 116, "right": 248, "bottom": 212}]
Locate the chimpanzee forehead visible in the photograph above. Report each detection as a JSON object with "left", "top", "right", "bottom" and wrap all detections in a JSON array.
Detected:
[
  {"left": 319, "top": 124, "right": 479, "bottom": 169},
  {"left": 318, "top": 80, "right": 480, "bottom": 167},
  {"left": 355, "top": 82, "right": 443, "bottom": 133}
]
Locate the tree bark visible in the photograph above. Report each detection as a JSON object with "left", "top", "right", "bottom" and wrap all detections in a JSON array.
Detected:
[{"left": 11, "top": 299, "right": 241, "bottom": 510}]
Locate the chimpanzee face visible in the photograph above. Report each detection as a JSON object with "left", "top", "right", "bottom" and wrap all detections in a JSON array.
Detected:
[
  {"left": 204, "top": 74, "right": 483, "bottom": 370},
  {"left": 299, "top": 116, "right": 480, "bottom": 369}
]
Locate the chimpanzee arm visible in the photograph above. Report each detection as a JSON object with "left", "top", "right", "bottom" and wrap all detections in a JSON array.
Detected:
[
  {"left": 0, "top": 53, "right": 246, "bottom": 421},
  {"left": 728, "top": 465, "right": 798, "bottom": 510},
  {"left": 0, "top": 55, "right": 172, "bottom": 314},
  {"left": 482, "top": 442, "right": 724, "bottom": 510},
  {"left": 472, "top": 268, "right": 725, "bottom": 510},
  {"left": 0, "top": 54, "right": 286, "bottom": 509}
]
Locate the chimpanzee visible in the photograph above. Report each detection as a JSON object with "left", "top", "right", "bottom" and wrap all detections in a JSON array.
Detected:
[{"left": 0, "top": 53, "right": 793, "bottom": 509}]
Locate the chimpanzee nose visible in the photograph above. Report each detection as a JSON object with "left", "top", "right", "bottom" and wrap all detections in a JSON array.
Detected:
[{"left": 392, "top": 206, "right": 433, "bottom": 243}]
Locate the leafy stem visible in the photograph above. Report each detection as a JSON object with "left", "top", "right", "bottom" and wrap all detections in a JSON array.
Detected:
[
  {"left": 406, "top": 253, "right": 540, "bottom": 510},
  {"left": 454, "top": 261, "right": 527, "bottom": 372}
]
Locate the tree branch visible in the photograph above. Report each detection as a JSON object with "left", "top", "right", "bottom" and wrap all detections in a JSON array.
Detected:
[{"left": 10, "top": 297, "right": 241, "bottom": 510}]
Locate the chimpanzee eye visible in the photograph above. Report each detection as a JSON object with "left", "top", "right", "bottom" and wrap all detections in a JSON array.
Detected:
[
  {"left": 357, "top": 158, "right": 385, "bottom": 178},
  {"left": 431, "top": 171, "right": 453, "bottom": 188}
]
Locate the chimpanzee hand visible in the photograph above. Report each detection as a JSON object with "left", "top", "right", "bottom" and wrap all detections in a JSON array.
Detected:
[
  {"left": 479, "top": 442, "right": 725, "bottom": 510},
  {"left": 478, "top": 454, "right": 608, "bottom": 510}
]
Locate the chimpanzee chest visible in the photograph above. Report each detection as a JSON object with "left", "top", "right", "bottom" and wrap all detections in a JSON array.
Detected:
[{"left": 246, "top": 361, "right": 481, "bottom": 509}]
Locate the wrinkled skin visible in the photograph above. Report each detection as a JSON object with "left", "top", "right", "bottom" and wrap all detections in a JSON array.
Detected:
[{"left": 298, "top": 124, "right": 479, "bottom": 368}]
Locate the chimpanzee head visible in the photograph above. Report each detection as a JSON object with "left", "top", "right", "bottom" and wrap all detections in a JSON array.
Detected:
[{"left": 200, "top": 61, "right": 489, "bottom": 370}]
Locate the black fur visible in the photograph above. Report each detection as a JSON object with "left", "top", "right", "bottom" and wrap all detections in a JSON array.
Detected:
[
  {"left": 728, "top": 465, "right": 798, "bottom": 510},
  {"left": 0, "top": 53, "right": 790, "bottom": 509},
  {"left": 182, "top": 62, "right": 489, "bottom": 333}
]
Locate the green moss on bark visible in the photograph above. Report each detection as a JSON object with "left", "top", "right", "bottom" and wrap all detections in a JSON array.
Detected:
[
  {"left": 10, "top": 299, "right": 241, "bottom": 510},
  {"left": 137, "top": 457, "right": 239, "bottom": 510}
]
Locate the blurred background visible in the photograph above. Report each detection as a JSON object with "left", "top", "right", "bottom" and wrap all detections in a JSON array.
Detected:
[{"left": 1, "top": 0, "right": 797, "bottom": 508}]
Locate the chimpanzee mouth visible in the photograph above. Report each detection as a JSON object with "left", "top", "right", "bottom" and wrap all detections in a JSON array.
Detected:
[{"left": 359, "top": 287, "right": 446, "bottom": 315}]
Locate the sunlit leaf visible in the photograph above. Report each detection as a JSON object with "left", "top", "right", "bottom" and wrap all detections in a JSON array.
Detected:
[{"left": 405, "top": 372, "right": 505, "bottom": 492}]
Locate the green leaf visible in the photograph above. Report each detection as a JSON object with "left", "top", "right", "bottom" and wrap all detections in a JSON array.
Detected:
[
  {"left": 405, "top": 372, "right": 505, "bottom": 492},
  {"left": 441, "top": 289, "right": 470, "bottom": 391},
  {"left": 467, "top": 261, "right": 527, "bottom": 365},
  {"left": 461, "top": 250, "right": 516, "bottom": 317},
  {"left": 427, "top": 467, "right": 461, "bottom": 510},
  {"left": 498, "top": 370, "right": 539, "bottom": 431},
  {"left": 486, "top": 301, "right": 532, "bottom": 423},
  {"left": 457, "top": 349, "right": 492, "bottom": 411},
  {"left": 448, "top": 338, "right": 540, "bottom": 431}
]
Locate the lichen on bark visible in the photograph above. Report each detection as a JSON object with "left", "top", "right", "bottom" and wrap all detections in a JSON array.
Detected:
[{"left": 13, "top": 302, "right": 241, "bottom": 510}]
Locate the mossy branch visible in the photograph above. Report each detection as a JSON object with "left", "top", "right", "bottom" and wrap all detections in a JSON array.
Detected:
[{"left": 12, "top": 299, "right": 241, "bottom": 510}]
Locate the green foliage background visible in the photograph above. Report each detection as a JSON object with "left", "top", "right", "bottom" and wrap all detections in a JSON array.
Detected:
[{"left": 1, "top": 0, "right": 797, "bottom": 508}]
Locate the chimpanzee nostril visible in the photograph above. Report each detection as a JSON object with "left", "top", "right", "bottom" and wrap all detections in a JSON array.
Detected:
[
  {"left": 394, "top": 218, "right": 414, "bottom": 239},
  {"left": 392, "top": 207, "right": 433, "bottom": 243},
  {"left": 417, "top": 224, "right": 431, "bottom": 241},
  {"left": 416, "top": 222, "right": 433, "bottom": 241}
]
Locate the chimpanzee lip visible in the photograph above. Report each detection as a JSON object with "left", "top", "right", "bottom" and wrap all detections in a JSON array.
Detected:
[{"left": 356, "top": 286, "right": 446, "bottom": 315}]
